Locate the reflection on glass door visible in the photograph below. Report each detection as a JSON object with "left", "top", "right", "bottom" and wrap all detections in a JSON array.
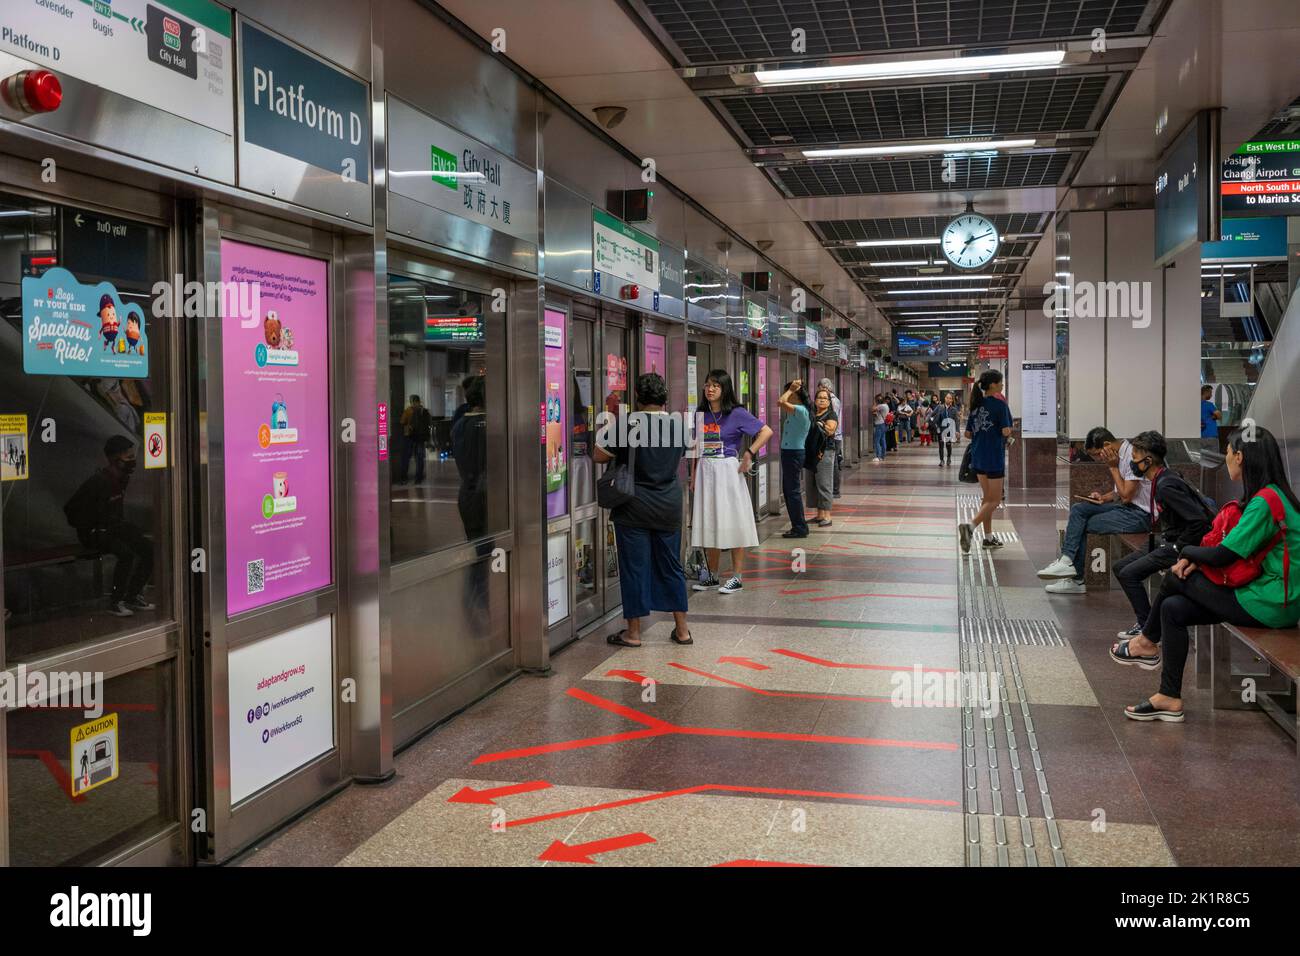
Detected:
[
  {"left": 600, "top": 315, "right": 629, "bottom": 613},
  {"left": 0, "top": 189, "right": 182, "bottom": 865},
  {"left": 570, "top": 314, "right": 600, "bottom": 628}
]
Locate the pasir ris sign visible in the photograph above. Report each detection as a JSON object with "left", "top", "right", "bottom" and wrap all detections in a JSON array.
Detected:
[{"left": 22, "top": 267, "right": 149, "bottom": 378}]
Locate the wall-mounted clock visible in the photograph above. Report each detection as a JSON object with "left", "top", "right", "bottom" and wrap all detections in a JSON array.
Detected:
[{"left": 941, "top": 210, "right": 999, "bottom": 270}]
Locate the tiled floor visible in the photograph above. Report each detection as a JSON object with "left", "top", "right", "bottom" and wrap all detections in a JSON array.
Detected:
[{"left": 232, "top": 442, "right": 1300, "bottom": 867}]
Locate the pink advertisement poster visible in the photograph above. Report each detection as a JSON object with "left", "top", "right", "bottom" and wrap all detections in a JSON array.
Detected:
[
  {"left": 643, "top": 331, "right": 666, "bottom": 378},
  {"left": 756, "top": 355, "right": 768, "bottom": 458},
  {"left": 221, "top": 240, "right": 332, "bottom": 616},
  {"left": 544, "top": 308, "right": 567, "bottom": 519}
]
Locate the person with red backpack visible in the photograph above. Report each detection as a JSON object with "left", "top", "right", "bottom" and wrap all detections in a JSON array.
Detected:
[
  {"left": 1111, "top": 430, "right": 1215, "bottom": 638},
  {"left": 1111, "top": 426, "right": 1299, "bottom": 722}
]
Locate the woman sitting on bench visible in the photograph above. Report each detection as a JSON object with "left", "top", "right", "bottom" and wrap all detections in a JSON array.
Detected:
[{"left": 1110, "top": 426, "right": 1299, "bottom": 722}]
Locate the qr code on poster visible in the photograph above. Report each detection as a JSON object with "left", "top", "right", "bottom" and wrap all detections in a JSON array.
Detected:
[{"left": 246, "top": 559, "right": 266, "bottom": 595}]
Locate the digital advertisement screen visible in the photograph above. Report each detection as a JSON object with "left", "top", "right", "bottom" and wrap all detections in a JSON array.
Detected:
[
  {"left": 424, "top": 314, "right": 484, "bottom": 343},
  {"left": 1201, "top": 217, "right": 1287, "bottom": 260},
  {"left": 1154, "top": 112, "right": 1211, "bottom": 264},
  {"left": 894, "top": 330, "right": 948, "bottom": 361}
]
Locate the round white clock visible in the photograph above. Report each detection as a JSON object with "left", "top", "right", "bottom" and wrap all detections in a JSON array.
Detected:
[{"left": 940, "top": 212, "right": 999, "bottom": 270}]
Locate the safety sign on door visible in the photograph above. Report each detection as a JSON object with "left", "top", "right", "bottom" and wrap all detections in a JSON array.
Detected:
[
  {"left": 70, "top": 713, "right": 119, "bottom": 797},
  {"left": 144, "top": 413, "right": 168, "bottom": 469}
]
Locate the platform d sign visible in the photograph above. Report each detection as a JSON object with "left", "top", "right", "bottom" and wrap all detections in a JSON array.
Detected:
[{"left": 239, "top": 21, "right": 370, "bottom": 185}]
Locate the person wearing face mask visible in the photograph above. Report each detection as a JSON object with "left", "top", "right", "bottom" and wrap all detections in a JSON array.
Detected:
[
  {"left": 64, "top": 435, "right": 155, "bottom": 617},
  {"left": 1110, "top": 426, "right": 1300, "bottom": 722},
  {"left": 1036, "top": 426, "right": 1154, "bottom": 593},
  {"left": 1110, "top": 431, "right": 1215, "bottom": 638}
]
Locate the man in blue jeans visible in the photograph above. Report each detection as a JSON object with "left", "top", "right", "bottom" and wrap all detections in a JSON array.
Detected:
[
  {"left": 1037, "top": 426, "right": 1153, "bottom": 594},
  {"left": 871, "top": 394, "right": 889, "bottom": 461}
]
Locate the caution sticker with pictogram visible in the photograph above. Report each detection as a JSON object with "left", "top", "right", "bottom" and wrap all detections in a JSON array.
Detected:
[
  {"left": 144, "top": 412, "right": 168, "bottom": 469},
  {"left": 70, "top": 713, "right": 119, "bottom": 796}
]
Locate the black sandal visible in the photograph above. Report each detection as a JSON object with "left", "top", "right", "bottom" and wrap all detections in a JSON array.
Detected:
[
  {"left": 670, "top": 629, "right": 693, "bottom": 645},
  {"left": 1109, "top": 639, "right": 1161, "bottom": 671},
  {"left": 607, "top": 630, "right": 642, "bottom": 648},
  {"left": 1124, "top": 699, "right": 1184, "bottom": 722}
]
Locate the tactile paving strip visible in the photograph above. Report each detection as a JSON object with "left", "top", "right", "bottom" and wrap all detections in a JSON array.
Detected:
[{"left": 955, "top": 492, "right": 1066, "bottom": 867}]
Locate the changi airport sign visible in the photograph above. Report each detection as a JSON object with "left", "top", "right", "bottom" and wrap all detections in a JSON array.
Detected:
[
  {"left": 387, "top": 96, "right": 539, "bottom": 245},
  {"left": 1, "top": 0, "right": 233, "bottom": 134},
  {"left": 1221, "top": 140, "right": 1300, "bottom": 216},
  {"left": 238, "top": 19, "right": 370, "bottom": 184}
]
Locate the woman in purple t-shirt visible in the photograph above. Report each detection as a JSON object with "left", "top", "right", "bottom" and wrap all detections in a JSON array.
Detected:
[{"left": 689, "top": 369, "right": 773, "bottom": 595}]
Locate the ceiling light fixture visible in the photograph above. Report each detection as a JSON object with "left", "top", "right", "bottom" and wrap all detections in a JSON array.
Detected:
[
  {"left": 854, "top": 238, "right": 940, "bottom": 248},
  {"left": 755, "top": 50, "right": 1066, "bottom": 86},
  {"left": 868, "top": 259, "right": 929, "bottom": 267},
  {"left": 879, "top": 275, "right": 1008, "bottom": 283},
  {"left": 886, "top": 288, "right": 989, "bottom": 295},
  {"left": 804, "top": 138, "right": 1036, "bottom": 160}
]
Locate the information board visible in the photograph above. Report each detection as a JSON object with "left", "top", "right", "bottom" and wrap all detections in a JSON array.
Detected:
[
  {"left": 1, "top": 0, "right": 233, "bottom": 135},
  {"left": 228, "top": 616, "right": 334, "bottom": 804},
  {"left": 221, "top": 241, "right": 332, "bottom": 616},
  {"left": 1021, "top": 361, "right": 1057, "bottom": 438},
  {"left": 544, "top": 308, "right": 567, "bottom": 518}
]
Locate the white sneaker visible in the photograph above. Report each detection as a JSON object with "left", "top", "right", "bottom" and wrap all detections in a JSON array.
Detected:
[
  {"left": 1036, "top": 556, "right": 1077, "bottom": 578},
  {"left": 718, "top": 575, "right": 744, "bottom": 594},
  {"left": 1045, "top": 578, "right": 1086, "bottom": 594}
]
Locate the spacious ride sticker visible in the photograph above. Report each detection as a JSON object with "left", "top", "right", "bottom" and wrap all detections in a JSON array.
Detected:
[
  {"left": 71, "top": 713, "right": 119, "bottom": 796},
  {"left": 22, "top": 268, "right": 149, "bottom": 378}
]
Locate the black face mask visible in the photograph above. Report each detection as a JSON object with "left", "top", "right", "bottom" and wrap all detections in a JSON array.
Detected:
[{"left": 1130, "top": 457, "right": 1151, "bottom": 476}]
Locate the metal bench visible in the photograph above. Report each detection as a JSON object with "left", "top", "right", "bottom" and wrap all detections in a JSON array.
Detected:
[{"left": 1211, "top": 622, "right": 1300, "bottom": 789}]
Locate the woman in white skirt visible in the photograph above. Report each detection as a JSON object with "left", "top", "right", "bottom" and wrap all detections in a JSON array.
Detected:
[{"left": 690, "top": 369, "right": 773, "bottom": 595}]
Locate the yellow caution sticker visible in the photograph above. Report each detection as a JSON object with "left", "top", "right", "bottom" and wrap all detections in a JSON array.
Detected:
[
  {"left": 70, "top": 713, "right": 119, "bottom": 796},
  {"left": 0, "top": 414, "right": 29, "bottom": 482}
]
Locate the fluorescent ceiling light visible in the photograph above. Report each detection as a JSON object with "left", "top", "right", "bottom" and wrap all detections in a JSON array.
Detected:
[
  {"left": 899, "top": 310, "right": 981, "bottom": 316},
  {"left": 886, "top": 288, "right": 989, "bottom": 294},
  {"left": 855, "top": 238, "right": 939, "bottom": 247},
  {"left": 756, "top": 50, "right": 1066, "bottom": 86},
  {"left": 0, "top": 210, "right": 37, "bottom": 217},
  {"left": 869, "top": 259, "right": 929, "bottom": 267},
  {"left": 879, "top": 275, "right": 1007, "bottom": 283},
  {"left": 804, "top": 138, "right": 1036, "bottom": 159}
]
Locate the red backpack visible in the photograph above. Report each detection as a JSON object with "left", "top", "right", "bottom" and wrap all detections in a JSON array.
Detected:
[{"left": 1199, "top": 487, "right": 1290, "bottom": 603}]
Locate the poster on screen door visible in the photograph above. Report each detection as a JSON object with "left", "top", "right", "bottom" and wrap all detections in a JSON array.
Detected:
[{"left": 220, "top": 240, "right": 333, "bottom": 616}]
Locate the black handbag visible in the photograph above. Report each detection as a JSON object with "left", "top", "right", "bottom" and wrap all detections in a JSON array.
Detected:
[
  {"left": 957, "top": 444, "right": 979, "bottom": 483},
  {"left": 597, "top": 445, "right": 637, "bottom": 509}
]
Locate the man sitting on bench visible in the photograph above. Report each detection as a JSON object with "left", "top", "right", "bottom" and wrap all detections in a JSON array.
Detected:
[
  {"left": 1037, "top": 426, "right": 1153, "bottom": 594},
  {"left": 64, "top": 435, "right": 155, "bottom": 618},
  {"left": 1112, "top": 430, "right": 1214, "bottom": 638}
]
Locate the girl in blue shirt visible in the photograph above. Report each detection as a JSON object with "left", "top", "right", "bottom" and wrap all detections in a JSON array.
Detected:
[{"left": 960, "top": 370, "right": 1014, "bottom": 553}]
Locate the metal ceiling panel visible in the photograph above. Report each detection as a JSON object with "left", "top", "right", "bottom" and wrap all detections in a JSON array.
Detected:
[
  {"left": 773, "top": 152, "right": 1071, "bottom": 195},
  {"left": 640, "top": 0, "right": 1153, "bottom": 64},
  {"left": 723, "top": 75, "right": 1110, "bottom": 145}
]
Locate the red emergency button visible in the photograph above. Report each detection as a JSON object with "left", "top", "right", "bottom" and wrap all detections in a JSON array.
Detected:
[{"left": 1, "top": 70, "right": 63, "bottom": 114}]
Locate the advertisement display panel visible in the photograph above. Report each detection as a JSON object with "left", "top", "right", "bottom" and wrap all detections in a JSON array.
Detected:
[
  {"left": 22, "top": 268, "right": 150, "bottom": 378},
  {"left": 894, "top": 330, "right": 948, "bottom": 360},
  {"left": 644, "top": 332, "right": 666, "bottom": 377},
  {"left": 756, "top": 355, "right": 768, "bottom": 459},
  {"left": 544, "top": 308, "right": 567, "bottom": 519},
  {"left": 220, "top": 240, "right": 332, "bottom": 617},
  {"left": 546, "top": 532, "right": 569, "bottom": 626},
  {"left": 228, "top": 616, "right": 335, "bottom": 804}
]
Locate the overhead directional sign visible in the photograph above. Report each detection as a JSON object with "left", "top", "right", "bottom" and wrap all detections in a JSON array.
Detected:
[{"left": 1, "top": 0, "right": 233, "bottom": 134}]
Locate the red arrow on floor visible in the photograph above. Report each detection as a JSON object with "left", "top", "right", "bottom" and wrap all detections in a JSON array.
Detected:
[
  {"left": 538, "top": 832, "right": 656, "bottom": 863},
  {"left": 447, "top": 780, "right": 553, "bottom": 805},
  {"left": 605, "top": 669, "right": 651, "bottom": 684},
  {"left": 717, "top": 656, "right": 769, "bottom": 671}
]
